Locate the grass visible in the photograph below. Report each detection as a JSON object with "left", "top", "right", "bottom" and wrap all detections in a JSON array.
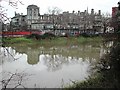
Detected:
[
  {"left": 39, "top": 36, "right": 103, "bottom": 46},
  {"left": 2, "top": 36, "right": 103, "bottom": 47},
  {"left": 3, "top": 37, "right": 32, "bottom": 43}
]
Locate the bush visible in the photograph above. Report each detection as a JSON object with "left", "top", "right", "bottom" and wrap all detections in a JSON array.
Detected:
[{"left": 26, "top": 33, "right": 56, "bottom": 40}]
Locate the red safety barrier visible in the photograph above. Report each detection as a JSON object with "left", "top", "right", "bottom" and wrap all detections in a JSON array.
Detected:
[
  {"left": 2, "top": 31, "right": 31, "bottom": 35},
  {"left": 0, "top": 31, "right": 43, "bottom": 37}
]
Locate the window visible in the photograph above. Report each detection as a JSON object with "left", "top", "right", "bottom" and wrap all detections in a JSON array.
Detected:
[
  {"left": 16, "top": 19, "right": 19, "bottom": 22},
  {"left": 34, "top": 13, "right": 36, "bottom": 16},
  {"left": 22, "top": 19, "right": 25, "bottom": 21},
  {"left": 30, "top": 14, "right": 32, "bottom": 16},
  {"left": 29, "top": 11, "right": 32, "bottom": 16},
  {"left": 29, "top": 9, "right": 32, "bottom": 16}
]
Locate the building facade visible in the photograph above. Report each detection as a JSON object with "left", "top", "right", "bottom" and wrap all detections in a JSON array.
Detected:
[
  {"left": 11, "top": 12, "right": 27, "bottom": 31},
  {"left": 10, "top": 4, "right": 104, "bottom": 35},
  {"left": 27, "top": 5, "right": 40, "bottom": 29}
]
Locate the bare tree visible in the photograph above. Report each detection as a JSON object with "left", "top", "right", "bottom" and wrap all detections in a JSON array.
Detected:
[
  {"left": 102, "top": 12, "right": 112, "bottom": 18},
  {"left": 0, "top": 0, "right": 24, "bottom": 58},
  {"left": 102, "top": 12, "right": 112, "bottom": 33},
  {"left": 1, "top": 71, "right": 32, "bottom": 89},
  {"left": 47, "top": 6, "right": 62, "bottom": 15},
  {"left": 46, "top": 7, "right": 62, "bottom": 34},
  {"left": 0, "top": 1, "right": 27, "bottom": 89},
  {"left": 0, "top": 0, "right": 23, "bottom": 22}
]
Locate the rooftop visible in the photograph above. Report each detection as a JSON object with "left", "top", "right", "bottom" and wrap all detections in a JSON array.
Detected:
[{"left": 27, "top": 5, "right": 39, "bottom": 9}]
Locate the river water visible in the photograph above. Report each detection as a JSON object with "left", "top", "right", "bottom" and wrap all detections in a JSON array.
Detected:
[{"left": 0, "top": 41, "right": 113, "bottom": 88}]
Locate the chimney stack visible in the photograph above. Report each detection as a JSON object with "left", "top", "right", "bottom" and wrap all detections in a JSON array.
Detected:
[
  {"left": 72, "top": 10, "right": 75, "bottom": 14},
  {"left": 91, "top": 9, "right": 94, "bottom": 15},
  {"left": 98, "top": 10, "right": 101, "bottom": 15}
]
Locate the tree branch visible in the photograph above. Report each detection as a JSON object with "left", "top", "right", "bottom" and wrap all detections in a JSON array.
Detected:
[
  {"left": 0, "top": 0, "right": 24, "bottom": 22},
  {"left": 1, "top": 71, "right": 31, "bottom": 89}
]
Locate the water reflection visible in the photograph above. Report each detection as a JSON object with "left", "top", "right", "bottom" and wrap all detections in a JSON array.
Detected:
[
  {"left": 40, "top": 54, "right": 84, "bottom": 71},
  {"left": 27, "top": 49, "right": 39, "bottom": 65},
  {"left": 11, "top": 44, "right": 102, "bottom": 65},
  {"left": 0, "top": 41, "right": 113, "bottom": 88}
]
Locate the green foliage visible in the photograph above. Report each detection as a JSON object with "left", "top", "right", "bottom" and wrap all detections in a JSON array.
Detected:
[
  {"left": 65, "top": 73, "right": 106, "bottom": 89},
  {"left": 116, "top": 12, "right": 120, "bottom": 17},
  {"left": 26, "top": 33, "right": 56, "bottom": 40}
]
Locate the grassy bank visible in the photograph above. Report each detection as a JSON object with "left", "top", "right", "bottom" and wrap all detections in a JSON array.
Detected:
[{"left": 2, "top": 36, "right": 103, "bottom": 47}]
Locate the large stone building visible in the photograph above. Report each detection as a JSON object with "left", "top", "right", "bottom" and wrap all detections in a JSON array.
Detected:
[
  {"left": 10, "top": 4, "right": 104, "bottom": 35},
  {"left": 11, "top": 12, "right": 27, "bottom": 31},
  {"left": 27, "top": 5, "right": 40, "bottom": 29}
]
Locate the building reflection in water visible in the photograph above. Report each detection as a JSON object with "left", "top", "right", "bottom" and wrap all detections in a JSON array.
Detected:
[
  {"left": 1, "top": 41, "right": 113, "bottom": 70},
  {"left": 0, "top": 41, "right": 114, "bottom": 88}
]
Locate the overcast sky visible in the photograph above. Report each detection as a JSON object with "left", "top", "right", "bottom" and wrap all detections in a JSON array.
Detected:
[{"left": 1, "top": 0, "right": 119, "bottom": 18}]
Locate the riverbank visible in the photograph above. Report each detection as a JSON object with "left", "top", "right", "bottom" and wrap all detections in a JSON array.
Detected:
[{"left": 2, "top": 36, "right": 103, "bottom": 47}]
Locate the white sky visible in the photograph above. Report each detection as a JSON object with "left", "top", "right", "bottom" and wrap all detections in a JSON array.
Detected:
[{"left": 1, "top": 0, "right": 119, "bottom": 19}]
